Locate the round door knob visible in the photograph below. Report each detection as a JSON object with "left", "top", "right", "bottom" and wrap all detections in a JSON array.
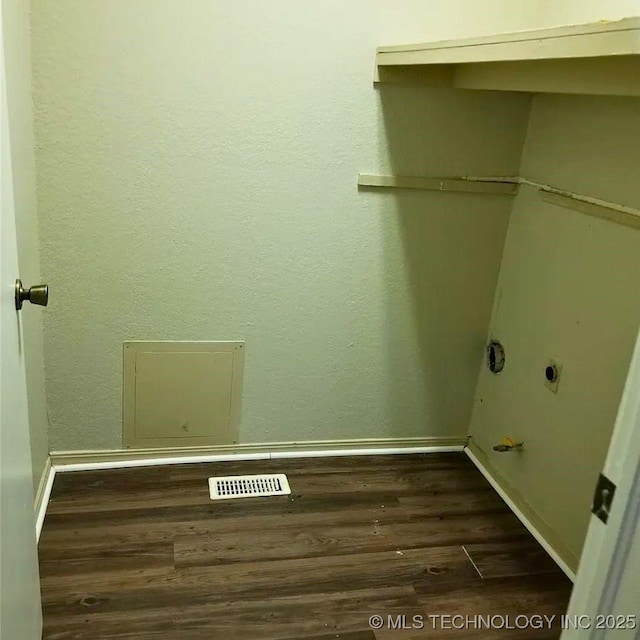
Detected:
[{"left": 15, "top": 279, "right": 49, "bottom": 310}]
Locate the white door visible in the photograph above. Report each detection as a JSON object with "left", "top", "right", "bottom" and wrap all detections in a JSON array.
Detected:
[
  {"left": 0, "top": 11, "right": 43, "bottom": 640},
  {"left": 562, "top": 325, "right": 640, "bottom": 639}
]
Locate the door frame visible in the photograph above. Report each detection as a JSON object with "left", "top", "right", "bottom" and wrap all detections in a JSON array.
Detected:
[{"left": 562, "top": 325, "right": 640, "bottom": 637}]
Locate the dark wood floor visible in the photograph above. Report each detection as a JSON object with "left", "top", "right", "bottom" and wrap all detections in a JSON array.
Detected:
[{"left": 39, "top": 453, "right": 572, "bottom": 639}]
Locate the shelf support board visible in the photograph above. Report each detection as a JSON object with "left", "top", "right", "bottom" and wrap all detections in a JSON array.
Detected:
[
  {"left": 537, "top": 190, "right": 640, "bottom": 230},
  {"left": 358, "top": 173, "right": 640, "bottom": 229},
  {"left": 357, "top": 174, "right": 518, "bottom": 195}
]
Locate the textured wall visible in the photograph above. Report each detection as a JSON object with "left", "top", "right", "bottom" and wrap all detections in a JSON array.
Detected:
[
  {"left": 469, "top": 93, "right": 640, "bottom": 566},
  {"left": 3, "top": 0, "right": 49, "bottom": 492},
  {"left": 32, "top": 1, "right": 640, "bottom": 452},
  {"left": 36, "top": 0, "right": 640, "bottom": 453},
  {"left": 31, "top": 0, "right": 538, "bottom": 451}
]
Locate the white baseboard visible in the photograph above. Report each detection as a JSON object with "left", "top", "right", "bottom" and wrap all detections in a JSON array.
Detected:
[
  {"left": 40, "top": 436, "right": 577, "bottom": 584},
  {"left": 465, "top": 442, "right": 576, "bottom": 581},
  {"left": 269, "top": 445, "right": 462, "bottom": 459},
  {"left": 51, "top": 436, "right": 466, "bottom": 472},
  {"left": 34, "top": 456, "right": 55, "bottom": 542}
]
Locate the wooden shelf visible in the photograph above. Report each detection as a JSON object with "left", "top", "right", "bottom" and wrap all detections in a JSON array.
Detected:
[{"left": 376, "top": 18, "right": 640, "bottom": 96}]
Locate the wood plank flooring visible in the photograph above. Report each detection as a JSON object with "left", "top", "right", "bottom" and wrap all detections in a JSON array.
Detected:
[{"left": 38, "top": 453, "right": 572, "bottom": 639}]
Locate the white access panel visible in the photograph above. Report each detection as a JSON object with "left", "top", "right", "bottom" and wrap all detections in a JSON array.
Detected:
[{"left": 123, "top": 341, "right": 244, "bottom": 448}]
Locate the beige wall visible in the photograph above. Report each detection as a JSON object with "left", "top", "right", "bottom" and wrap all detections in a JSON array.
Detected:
[
  {"left": 31, "top": 0, "right": 535, "bottom": 452},
  {"left": 3, "top": 0, "right": 49, "bottom": 492},
  {"left": 469, "top": 93, "right": 640, "bottom": 568},
  {"left": 31, "top": 1, "right": 640, "bottom": 461}
]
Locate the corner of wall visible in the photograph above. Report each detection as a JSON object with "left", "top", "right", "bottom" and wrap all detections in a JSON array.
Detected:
[{"left": 465, "top": 97, "right": 532, "bottom": 437}]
